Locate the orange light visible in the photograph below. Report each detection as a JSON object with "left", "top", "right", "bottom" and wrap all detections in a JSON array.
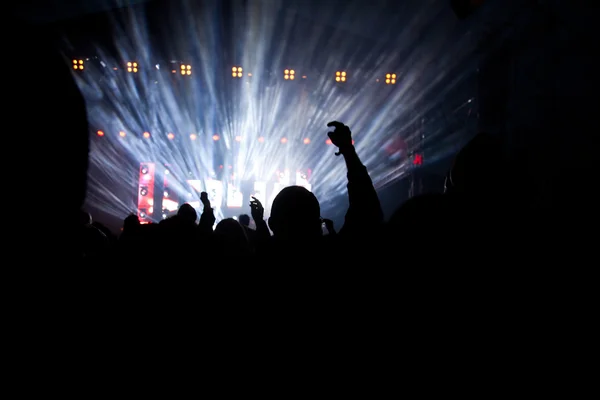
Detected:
[
  {"left": 73, "top": 59, "right": 84, "bottom": 70},
  {"left": 385, "top": 73, "right": 397, "bottom": 84},
  {"left": 119, "top": 131, "right": 126, "bottom": 137},
  {"left": 232, "top": 66, "right": 243, "bottom": 78},
  {"left": 212, "top": 135, "right": 220, "bottom": 141},
  {"left": 303, "top": 138, "right": 311, "bottom": 144},
  {"left": 97, "top": 130, "right": 104, "bottom": 137},
  {"left": 127, "top": 62, "right": 138, "bottom": 73},
  {"left": 258, "top": 136, "right": 265, "bottom": 143},
  {"left": 167, "top": 133, "right": 175, "bottom": 140},
  {"left": 335, "top": 71, "right": 347, "bottom": 82},
  {"left": 284, "top": 69, "right": 295, "bottom": 80},
  {"left": 326, "top": 139, "right": 332, "bottom": 145},
  {"left": 181, "top": 64, "right": 192, "bottom": 75},
  {"left": 190, "top": 134, "right": 197, "bottom": 140},
  {"left": 280, "top": 137, "right": 288, "bottom": 144},
  {"left": 143, "top": 132, "right": 150, "bottom": 138},
  {"left": 235, "top": 135, "right": 242, "bottom": 142}
]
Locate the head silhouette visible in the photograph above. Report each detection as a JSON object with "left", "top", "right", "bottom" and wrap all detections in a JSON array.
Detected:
[
  {"left": 214, "top": 218, "right": 250, "bottom": 255},
  {"left": 177, "top": 203, "right": 197, "bottom": 223},
  {"left": 449, "top": 133, "right": 504, "bottom": 196},
  {"left": 269, "top": 186, "right": 321, "bottom": 240},
  {"left": 238, "top": 214, "right": 250, "bottom": 227}
]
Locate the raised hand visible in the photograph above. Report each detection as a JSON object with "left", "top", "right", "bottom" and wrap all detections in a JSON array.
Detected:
[
  {"left": 327, "top": 121, "right": 353, "bottom": 156},
  {"left": 200, "top": 191, "right": 210, "bottom": 207},
  {"left": 249, "top": 196, "right": 264, "bottom": 221}
]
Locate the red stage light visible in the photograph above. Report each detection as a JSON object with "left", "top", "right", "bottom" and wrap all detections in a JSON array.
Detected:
[{"left": 413, "top": 153, "right": 423, "bottom": 165}]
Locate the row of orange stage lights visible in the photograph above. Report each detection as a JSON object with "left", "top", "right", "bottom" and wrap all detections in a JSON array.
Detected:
[
  {"left": 95, "top": 130, "right": 353, "bottom": 145},
  {"left": 73, "top": 60, "right": 399, "bottom": 84}
]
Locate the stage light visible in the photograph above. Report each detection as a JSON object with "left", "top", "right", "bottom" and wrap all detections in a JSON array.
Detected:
[
  {"left": 96, "top": 130, "right": 104, "bottom": 137},
  {"left": 258, "top": 136, "right": 265, "bottom": 143},
  {"left": 284, "top": 69, "right": 295, "bottom": 80},
  {"left": 180, "top": 64, "right": 192, "bottom": 75},
  {"left": 126, "top": 62, "right": 138, "bottom": 73},
  {"left": 413, "top": 153, "right": 423, "bottom": 165},
  {"left": 141, "top": 166, "right": 149, "bottom": 174},
  {"left": 119, "top": 131, "right": 126, "bottom": 137},
  {"left": 167, "top": 133, "right": 175, "bottom": 140},
  {"left": 143, "top": 131, "right": 150, "bottom": 138},
  {"left": 212, "top": 134, "right": 220, "bottom": 141},
  {"left": 235, "top": 135, "right": 242, "bottom": 142},
  {"left": 232, "top": 66, "right": 243, "bottom": 78},
  {"left": 326, "top": 139, "right": 332, "bottom": 145},
  {"left": 72, "top": 59, "right": 84, "bottom": 70},
  {"left": 335, "top": 71, "right": 347, "bottom": 82},
  {"left": 385, "top": 73, "right": 397, "bottom": 84},
  {"left": 303, "top": 138, "right": 311, "bottom": 144},
  {"left": 281, "top": 137, "right": 288, "bottom": 144},
  {"left": 190, "top": 133, "right": 197, "bottom": 140},
  {"left": 140, "top": 187, "right": 148, "bottom": 196}
]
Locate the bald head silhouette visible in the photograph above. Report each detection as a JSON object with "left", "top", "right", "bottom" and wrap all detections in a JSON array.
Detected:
[{"left": 268, "top": 186, "right": 321, "bottom": 240}]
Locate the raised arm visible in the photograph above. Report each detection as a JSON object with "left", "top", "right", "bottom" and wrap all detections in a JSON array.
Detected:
[{"left": 327, "top": 121, "right": 383, "bottom": 235}]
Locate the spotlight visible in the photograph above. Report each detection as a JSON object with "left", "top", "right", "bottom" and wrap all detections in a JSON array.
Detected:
[
  {"left": 212, "top": 134, "right": 220, "bottom": 141},
  {"left": 139, "top": 210, "right": 147, "bottom": 219},
  {"left": 258, "top": 136, "right": 265, "bottom": 143},
  {"left": 119, "top": 131, "right": 126, "bottom": 137},
  {"left": 232, "top": 66, "right": 243, "bottom": 78},
  {"left": 141, "top": 166, "right": 149, "bottom": 174},
  {"left": 284, "top": 69, "right": 295, "bottom": 80},
  {"left": 303, "top": 138, "right": 311, "bottom": 144},
  {"left": 72, "top": 59, "right": 84, "bottom": 70},
  {"left": 140, "top": 187, "right": 148, "bottom": 196},
  {"left": 235, "top": 135, "right": 242, "bottom": 142},
  {"left": 126, "top": 62, "right": 138, "bottom": 73},
  {"left": 180, "top": 64, "right": 192, "bottom": 75},
  {"left": 190, "top": 134, "right": 197, "bottom": 140},
  {"left": 281, "top": 137, "right": 288, "bottom": 144},
  {"left": 143, "top": 132, "right": 151, "bottom": 138},
  {"left": 167, "top": 133, "right": 175, "bottom": 140},
  {"left": 335, "top": 71, "right": 347, "bottom": 82},
  {"left": 163, "top": 190, "right": 169, "bottom": 197},
  {"left": 385, "top": 73, "right": 397, "bottom": 84},
  {"left": 96, "top": 130, "right": 104, "bottom": 137}
]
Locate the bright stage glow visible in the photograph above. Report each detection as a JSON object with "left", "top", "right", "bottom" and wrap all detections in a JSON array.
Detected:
[{"left": 75, "top": 0, "right": 479, "bottom": 222}]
